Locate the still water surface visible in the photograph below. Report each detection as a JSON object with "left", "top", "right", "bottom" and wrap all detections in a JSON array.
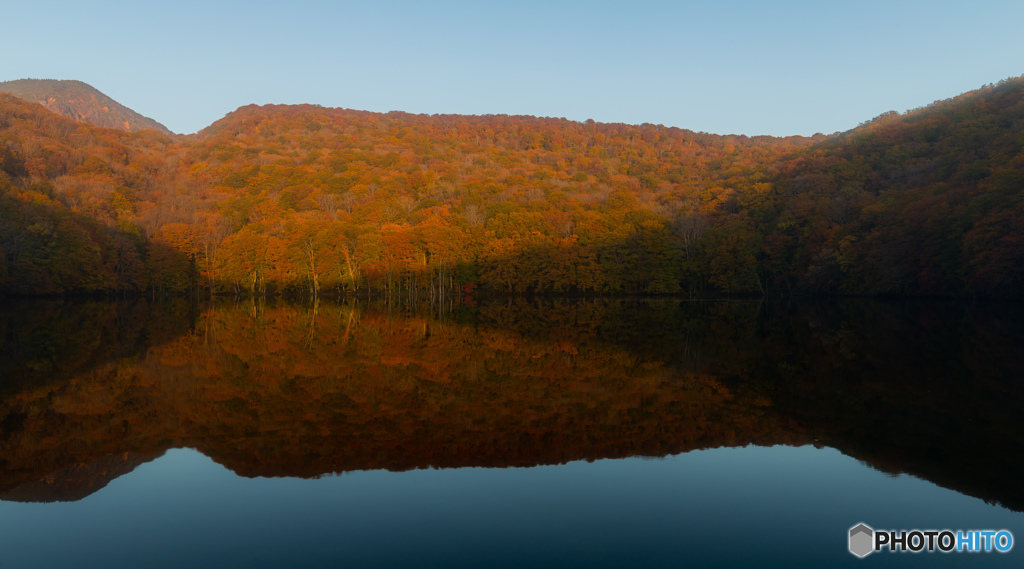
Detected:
[{"left": 0, "top": 298, "right": 1021, "bottom": 567}]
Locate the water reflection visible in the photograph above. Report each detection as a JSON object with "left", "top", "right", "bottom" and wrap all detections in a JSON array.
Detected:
[
  {"left": 0, "top": 298, "right": 1022, "bottom": 511},
  {"left": 4, "top": 446, "right": 1021, "bottom": 569}
]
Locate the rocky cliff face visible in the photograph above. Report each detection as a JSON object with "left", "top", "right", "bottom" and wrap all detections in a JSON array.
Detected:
[{"left": 0, "top": 79, "right": 173, "bottom": 134}]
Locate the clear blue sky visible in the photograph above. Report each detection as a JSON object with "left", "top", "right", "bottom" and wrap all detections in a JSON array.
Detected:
[{"left": 2, "top": 0, "right": 1022, "bottom": 136}]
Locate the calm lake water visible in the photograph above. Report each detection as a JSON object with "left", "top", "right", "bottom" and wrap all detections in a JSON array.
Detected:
[{"left": 0, "top": 298, "right": 1022, "bottom": 567}]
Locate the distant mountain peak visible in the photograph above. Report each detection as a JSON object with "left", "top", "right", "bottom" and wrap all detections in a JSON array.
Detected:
[{"left": 0, "top": 78, "right": 173, "bottom": 135}]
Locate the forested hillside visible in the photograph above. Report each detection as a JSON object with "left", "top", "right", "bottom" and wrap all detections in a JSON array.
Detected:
[
  {"left": 763, "top": 82, "right": 1024, "bottom": 298},
  {"left": 0, "top": 76, "right": 1021, "bottom": 298}
]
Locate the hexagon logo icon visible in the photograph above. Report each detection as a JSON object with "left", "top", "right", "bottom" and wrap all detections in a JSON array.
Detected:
[{"left": 849, "top": 523, "right": 874, "bottom": 558}]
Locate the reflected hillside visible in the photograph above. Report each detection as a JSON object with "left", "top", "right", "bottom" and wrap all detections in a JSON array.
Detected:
[
  {"left": 0, "top": 451, "right": 163, "bottom": 503},
  {"left": 0, "top": 299, "right": 196, "bottom": 398},
  {"left": 0, "top": 299, "right": 1021, "bottom": 509}
]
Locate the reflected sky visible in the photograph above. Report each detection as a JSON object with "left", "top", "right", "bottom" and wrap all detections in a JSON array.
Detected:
[{"left": 1, "top": 445, "right": 1021, "bottom": 568}]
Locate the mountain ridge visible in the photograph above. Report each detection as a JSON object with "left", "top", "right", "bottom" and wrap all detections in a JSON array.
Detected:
[{"left": 0, "top": 78, "right": 173, "bottom": 135}]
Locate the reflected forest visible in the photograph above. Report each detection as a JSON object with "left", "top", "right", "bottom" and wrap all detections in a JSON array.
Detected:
[{"left": 2, "top": 298, "right": 1022, "bottom": 511}]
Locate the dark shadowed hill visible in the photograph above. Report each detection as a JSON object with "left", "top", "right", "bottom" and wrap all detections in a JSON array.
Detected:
[{"left": 0, "top": 79, "right": 173, "bottom": 135}]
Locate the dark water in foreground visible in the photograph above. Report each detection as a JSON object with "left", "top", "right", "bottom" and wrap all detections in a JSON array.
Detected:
[{"left": 0, "top": 298, "right": 1021, "bottom": 567}]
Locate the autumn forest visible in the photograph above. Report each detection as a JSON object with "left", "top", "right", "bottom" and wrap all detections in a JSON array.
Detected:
[{"left": 1, "top": 77, "right": 1023, "bottom": 299}]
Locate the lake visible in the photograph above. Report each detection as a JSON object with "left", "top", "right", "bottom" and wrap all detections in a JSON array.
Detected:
[{"left": 0, "top": 298, "right": 1022, "bottom": 567}]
